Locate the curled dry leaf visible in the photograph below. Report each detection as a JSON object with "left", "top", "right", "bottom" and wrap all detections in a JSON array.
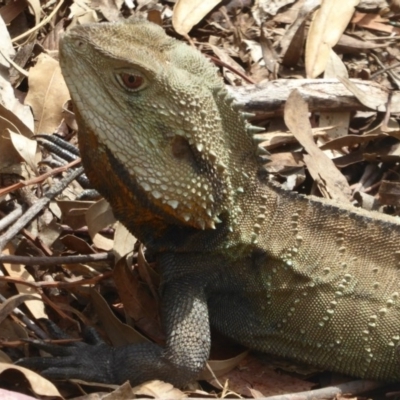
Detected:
[
  {"left": 133, "top": 380, "right": 186, "bottom": 399},
  {"left": 201, "top": 350, "right": 248, "bottom": 380},
  {"left": 25, "top": 53, "right": 70, "bottom": 134},
  {"left": 0, "top": 363, "right": 62, "bottom": 398},
  {"left": 2, "top": 245, "right": 47, "bottom": 320},
  {"left": 86, "top": 198, "right": 116, "bottom": 251},
  {"left": 26, "top": 0, "right": 41, "bottom": 27},
  {"left": 114, "top": 256, "right": 163, "bottom": 344},
  {"left": 306, "top": 0, "right": 361, "bottom": 78},
  {"left": 208, "top": 354, "right": 315, "bottom": 397},
  {"left": 9, "top": 130, "right": 38, "bottom": 173},
  {"left": 337, "top": 76, "right": 387, "bottom": 111},
  {"left": 0, "top": 103, "right": 34, "bottom": 138},
  {"left": 378, "top": 180, "right": 400, "bottom": 206},
  {"left": 0, "top": 349, "right": 12, "bottom": 363},
  {"left": 253, "top": 0, "right": 298, "bottom": 20},
  {"left": 0, "top": 17, "right": 34, "bottom": 127},
  {"left": 95, "top": 380, "right": 134, "bottom": 398},
  {"left": 318, "top": 51, "right": 351, "bottom": 149},
  {"left": 172, "top": 0, "right": 223, "bottom": 35},
  {"left": 284, "top": 90, "right": 351, "bottom": 202},
  {"left": 0, "top": 388, "right": 41, "bottom": 400},
  {"left": 57, "top": 199, "right": 93, "bottom": 230},
  {"left": 89, "top": 288, "right": 149, "bottom": 346},
  {"left": 113, "top": 221, "right": 137, "bottom": 262},
  {"left": 0, "top": 293, "right": 42, "bottom": 325},
  {"left": 0, "top": 319, "right": 28, "bottom": 343},
  {"left": 352, "top": 11, "right": 400, "bottom": 35}
]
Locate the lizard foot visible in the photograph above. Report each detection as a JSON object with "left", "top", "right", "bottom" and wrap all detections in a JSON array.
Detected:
[{"left": 16, "top": 320, "right": 116, "bottom": 383}]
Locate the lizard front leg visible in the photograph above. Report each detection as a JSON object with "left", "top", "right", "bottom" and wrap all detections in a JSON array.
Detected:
[{"left": 16, "top": 277, "right": 211, "bottom": 387}]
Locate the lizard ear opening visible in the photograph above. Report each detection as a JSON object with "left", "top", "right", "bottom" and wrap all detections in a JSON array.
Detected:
[
  {"left": 171, "top": 135, "right": 194, "bottom": 161},
  {"left": 154, "top": 135, "right": 228, "bottom": 230}
]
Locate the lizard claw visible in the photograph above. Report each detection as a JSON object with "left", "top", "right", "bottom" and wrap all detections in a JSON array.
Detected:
[{"left": 16, "top": 320, "right": 114, "bottom": 384}]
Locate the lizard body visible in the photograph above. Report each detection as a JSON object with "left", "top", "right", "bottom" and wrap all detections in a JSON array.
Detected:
[{"left": 20, "top": 18, "right": 400, "bottom": 386}]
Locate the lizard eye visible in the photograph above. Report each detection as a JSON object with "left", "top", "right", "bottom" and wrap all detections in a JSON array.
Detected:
[{"left": 118, "top": 73, "right": 145, "bottom": 91}]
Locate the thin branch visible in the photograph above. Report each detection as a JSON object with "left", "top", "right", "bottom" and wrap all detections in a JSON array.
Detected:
[
  {"left": 0, "top": 206, "right": 24, "bottom": 232},
  {"left": 0, "top": 252, "right": 114, "bottom": 266},
  {"left": 0, "top": 271, "right": 113, "bottom": 289},
  {"left": 0, "top": 167, "right": 84, "bottom": 252},
  {"left": 0, "top": 292, "right": 48, "bottom": 340},
  {"left": 0, "top": 158, "right": 81, "bottom": 197}
]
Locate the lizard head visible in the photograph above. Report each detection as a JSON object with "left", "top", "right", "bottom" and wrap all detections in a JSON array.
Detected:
[{"left": 60, "top": 18, "right": 258, "bottom": 231}]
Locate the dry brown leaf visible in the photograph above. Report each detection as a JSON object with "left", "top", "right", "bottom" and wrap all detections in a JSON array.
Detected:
[
  {"left": 60, "top": 234, "right": 96, "bottom": 254},
  {"left": 305, "top": 0, "right": 360, "bottom": 78},
  {"left": 38, "top": 219, "right": 64, "bottom": 249},
  {"left": 253, "top": 0, "right": 298, "bottom": 20},
  {"left": 325, "top": 48, "right": 348, "bottom": 79},
  {"left": 0, "top": 319, "right": 28, "bottom": 342},
  {"left": 0, "top": 129, "right": 25, "bottom": 173},
  {"left": 89, "top": 288, "right": 149, "bottom": 346},
  {"left": 0, "top": 388, "right": 45, "bottom": 400},
  {"left": 208, "top": 354, "right": 314, "bottom": 397},
  {"left": 137, "top": 244, "right": 160, "bottom": 294},
  {"left": 26, "top": 0, "right": 41, "bottom": 27},
  {"left": 0, "top": 19, "right": 34, "bottom": 129},
  {"left": 0, "top": 0, "right": 29, "bottom": 24},
  {"left": 379, "top": 180, "right": 400, "bottom": 206},
  {"left": 86, "top": 199, "right": 115, "bottom": 238},
  {"left": 101, "top": 381, "right": 134, "bottom": 399},
  {"left": 86, "top": 198, "right": 116, "bottom": 251},
  {"left": 91, "top": 233, "right": 113, "bottom": 251},
  {"left": 57, "top": 199, "right": 93, "bottom": 230},
  {"left": 0, "top": 19, "right": 17, "bottom": 114},
  {"left": 0, "top": 103, "right": 34, "bottom": 138},
  {"left": 0, "top": 293, "right": 42, "bottom": 325},
  {"left": 172, "top": 0, "right": 223, "bottom": 35},
  {"left": 353, "top": 190, "right": 380, "bottom": 211},
  {"left": 9, "top": 129, "right": 38, "bottom": 172},
  {"left": 113, "top": 221, "right": 136, "bottom": 262},
  {"left": 280, "top": 0, "right": 320, "bottom": 66},
  {"left": 335, "top": 33, "right": 388, "bottom": 53},
  {"left": 1, "top": 245, "right": 47, "bottom": 320},
  {"left": 260, "top": 29, "right": 279, "bottom": 74},
  {"left": 66, "top": 6, "right": 99, "bottom": 27},
  {"left": 210, "top": 44, "right": 246, "bottom": 74},
  {"left": 133, "top": 380, "right": 186, "bottom": 399},
  {"left": 352, "top": 11, "right": 400, "bottom": 34},
  {"left": 266, "top": 152, "right": 305, "bottom": 174},
  {"left": 25, "top": 53, "right": 69, "bottom": 134},
  {"left": 284, "top": 90, "right": 351, "bottom": 202},
  {"left": 113, "top": 256, "right": 163, "bottom": 343},
  {"left": 0, "top": 363, "right": 62, "bottom": 398},
  {"left": 319, "top": 133, "right": 385, "bottom": 150},
  {"left": 0, "top": 350, "right": 12, "bottom": 363},
  {"left": 318, "top": 113, "right": 350, "bottom": 141},
  {"left": 337, "top": 76, "right": 386, "bottom": 111},
  {"left": 90, "top": 0, "right": 123, "bottom": 21},
  {"left": 318, "top": 50, "right": 351, "bottom": 150},
  {"left": 202, "top": 351, "right": 248, "bottom": 380}
]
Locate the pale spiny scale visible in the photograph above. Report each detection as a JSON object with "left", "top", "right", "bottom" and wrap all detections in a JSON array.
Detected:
[{"left": 247, "top": 125, "right": 265, "bottom": 133}]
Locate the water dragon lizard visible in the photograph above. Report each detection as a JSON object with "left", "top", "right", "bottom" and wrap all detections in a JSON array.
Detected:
[{"left": 18, "top": 18, "right": 400, "bottom": 387}]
